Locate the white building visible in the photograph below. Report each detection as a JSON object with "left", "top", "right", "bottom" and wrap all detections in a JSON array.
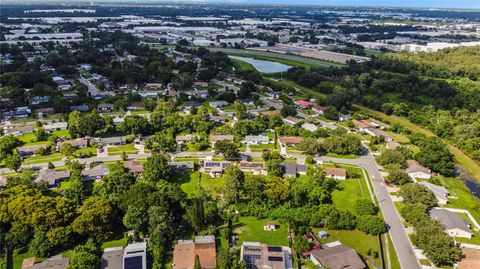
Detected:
[
  {"left": 123, "top": 242, "right": 147, "bottom": 269},
  {"left": 430, "top": 208, "right": 472, "bottom": 239},
  {"left": 43, "top": 122, "right": 68, "bottom": 132}
]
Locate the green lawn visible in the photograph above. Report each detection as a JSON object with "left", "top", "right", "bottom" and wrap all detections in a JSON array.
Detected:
[
  {"left": 23, "top": 153, "right": 62, "bottom": 165},
  {"left": 179, "top": 171, "right": 224, "bottom": 197},
  {"left": 107, "top": 143, "right": 138, "bottom": 156},
  {"left": 325, "top": 153, "right": 360, "bottom": 159},
  {"left": 232, "top": 58, "right": 256, "bottom": 72},
  {"left": 11, "top": 249, "right": 44, "bottom": 269},
  {"left": 16, "top": 133, "right": 37, "bottom": 144},
  {"left": 101, "top": 232, "right": 128, "bottom": 249},
  {"left": 50, "top": 129, "right": 70, "bottom": 138},
  {"left": 74, "top": 147, "right": 97, "bottom": 157},
  {"left": 387, "top": 234, "right": 401, "bottom": 269},
  {"left": 437, "top": 176, "right": 480, "bottom": 223},
  {"left": 332, "top": 179, "right": 367, "bottom": 213},
  {"left": 234, "top": 216, "right": 289, "bottom": 246}
]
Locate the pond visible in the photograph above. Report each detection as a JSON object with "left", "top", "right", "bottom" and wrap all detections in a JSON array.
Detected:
[
  {"left": 229, "top": 55, "right": 292, "bottom": 73},
  {"left": 456, "top": 165, "right": 480, "bottom": 199}
]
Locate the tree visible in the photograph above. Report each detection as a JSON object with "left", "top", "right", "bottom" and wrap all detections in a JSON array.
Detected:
[
  {"left": 297, "top": 138, "right": 324, "bottom": 155},
  {"left": 400, "top": 183, "right": 437, "bottom": 209},
  {"left": 71, "top": 196, "right": 115, "bottom": 241},
  {"left": 193, "top": 255, "right": 202, "bottom": 269},
  {"left": 323, "top": 106, "right": 338, "bottom": 120},
  {"left": 143, "top": 97, "right": 157, "bottom": 112},
  {"left": 64, "top": 178, "right": 87, "bottom": 206},
  {"left": 415, "top": 138, "right": 455, "bottom": 176},
  {"left": 388, "top": 168, "right": 412, "bottom": 185},
  {"left": 68, "top": 239, "right": 100, "bottom": 269},
  {"left": 266, "top": 159, "right": 283, "bottom": 177},
  {"left": 264, "top": 177, "right": 291, "bottom": 205},
  {"left": 123, "top": 206, "right": 148, "bottom": 235},
  {"left": 34, "top": 128, "right": 49, "bottom": 141},
  {"left": 30, "top": 230, "right": 53, "bottom": 258},
  {"left": 280, "top": 104, "right": 297, "bottom": 117},
  {"left": 120, "top": 115, "right": 150, "bottom": 135},
  {"left": 143, "top": 153, "right": 172, "bottom": 183},
  {"left": 223, "top": 166, "right": 245, "bottom": 205},
  {"left": 376, "top": 149, "right": 406, "bottom": 168},
  {"left": 356, "top": 215, "right": 387, "bottom": 235},
  {"left": 59, "top": 143, "right": 75, "bottom": 157},
  {"left": 100, "top": 163, "right": 135, "bottom": 203},
  {"left": 4, "top": 154, "right": 21, "bottom": 171},
  {"left": 323, "top": 133, "right": 361, "bottom": 155},
  {"left": 0, "top": 135, "right": 22, "bottom": 159},
  {"left": 214, "top": 141, "right": 239, "bottom": 160},
  {"left": 355, "top": 199, "right": 378, "bottom": 216},
  {"left": 234, "top": 100, "right": 247, "bottom": 120}
]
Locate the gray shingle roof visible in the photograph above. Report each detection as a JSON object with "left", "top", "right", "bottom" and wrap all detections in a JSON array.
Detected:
[{"left": 430, "top": 208, "right": 470, "bottom": 234}]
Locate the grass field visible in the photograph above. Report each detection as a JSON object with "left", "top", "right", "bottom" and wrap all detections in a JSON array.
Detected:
[
  {"left": 50, "top": 129, "right": 70, "bottom": 138},
  {"left": 437, "top": 176, "right": 480, "bottom": 222},
  {"left": 179, "top": 171, "right": 224, "bottom": 197},
  {"left": 107, "top": 143, "right": 138, "bottom": 156},
  {"left": 231, "top": 58, "right": 256, "bottom": 72},
  {"left": 387, "top": 234, "right": 401, "bottom": 269},
  {"left": 234, "top": 216, "right": 289, "bottom": 246},
  {"left": 23, "top": 153, "right": 62, "bottom": 165}
]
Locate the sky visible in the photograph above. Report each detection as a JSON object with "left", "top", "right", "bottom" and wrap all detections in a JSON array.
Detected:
[{"left": 205, "top": 0, "right": 480, "bottom": 9}]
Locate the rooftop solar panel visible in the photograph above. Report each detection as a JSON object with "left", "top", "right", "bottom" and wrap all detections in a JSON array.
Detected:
[
  {"left": 268, "top": 256, "right": 283, "bottom": 262},
  {"left": 124, "top": 256, "right": 143, "bottom": 269},
  {"left": 267, "top": 246, "right": 282, "bottom": 252}
]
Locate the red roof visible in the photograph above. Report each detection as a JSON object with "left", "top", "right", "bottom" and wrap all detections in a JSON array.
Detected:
[{"left": 296, "top": 100, "right": 313, "bottom": 107}]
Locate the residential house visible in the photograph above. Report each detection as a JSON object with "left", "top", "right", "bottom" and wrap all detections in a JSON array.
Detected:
[
  {"left": 183, "top": 101, "right": 202, "bottom": 111},
  {"left": 176, "top": 135, "right": 198, "bottom": 144},
  {"left": 239, "top": 162, "right": 266, "bottom": 175},
  {"left": 406, "top": 160, "right": 431, "bottom": 180},
  {"left": 144, "top": 83, "right": 163, "bottom": 90},
  {"left": 123, "top": 160, "right": 144, "bottom": 176},
  {"left": 301, "top": 123, "right": 317, "bottom": 132},
  {"left": 169, "top": 161, "right": 195, "bottom": 172},
  {"left": 324, "top": 167, "right": 347, "bottom": 180},
  {"left": 195, "top": 90, "right": 209, "bottom": 99},
  {"left": 123, "top": 242, "right": 147, "bottom": 269},
  {"left": 200, "top": 160, "right": 231, "bottom": 177},
  {"left": 309, "top": 243, "right": 365, "bottom": 269},
  {"left": 240, "top": 242, "right": 293, "bottom": 269},
  {"left": 17, "top": 144, "right": 48, "bottom": 158},
  {"left": 173, "top": 235, "right": 216, "bottom": 269},
  {"left": 209, "top": 115, "right": 227, "bottom": 123},
  {"left": 430, "top": 208, "right": 472, "bottom": 239},
  {"left": 370, "top": 128, "right": 392, "bottom": 141},
  {"left": 458, "top": 248, "right": 480, "bottom": 269},
  {"left": 22, "top": 256, "right": 70, "bottom": 269},
  {"left": 419, "top": 181, "right": 449, "bottom": 205},
  {"left": 210, "top": 135, "right": 234, "bottom": 145},
  {"left": 31, "top": 95, "right": 50, "bottom": 105},
  {"left": 295, "top": 100, "right": 313, "bottom": 108},
  {"left": 209, "top": 101, "right": 228, "bottom": 108},
  {"left": 193, "top": 81, "right": 209, "bottom": 88},
  {"left": 4, "top": 125, "right": 34, "bottom": 136},
  {"left": 35, "top": 169, "right": 70, "bottom": 188},
  {"left": 312, "top": 105, "right": 324, "bottom": 115},
  {"left": 282, "top": 163, "right": 307, "bottom": 178},
  {"left": 243, "top": 135, "right": 270, "bottom": 145},
  {"left": 82, "top": 164, "right": 110, "bottom": 182},
  {"left": 43, "top": 122, "right": 68, "bottom": 132},
  {"left": 264, "top": 221, "right": 276, "bottom": 231},
  {"left": 386, "top": 141, "right": 400, "bottom": 150},
  {"left": 283, "top": 116, "right": 301, "bottom": 126},
  {"left": 59, "top": 138, "right": 89, "bottom": 149},
  {"left": 52, "top": 76, "right": 69, "bottom": 85},
  {"left": 70, "top": 104, "right": 89, "bottom": 112},
  {"left": 98, "top": 137, "right": 126, "bottom": 146},
  {"left": 35, "top": 107, "right": 55, "bottom": 117},
  {"left": 97, "top": 103, "right": 114, "bottom": 112},
  {"left": 279, "top": 136, "right": 303, "bottom": 146},
  {"left": 101, "top": 247, "right": 124, "bottom": 269},
  {"left": 127, "top": 102, "right": 144, "bottom": 111}
]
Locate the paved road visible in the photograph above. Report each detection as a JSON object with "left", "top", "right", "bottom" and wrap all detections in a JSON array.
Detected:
[
  {"left": 315, "top": 149, "right": 421, "bottom": 269},
  {"left": 78, "top": 76, "right": 103, "bottom": 97}
]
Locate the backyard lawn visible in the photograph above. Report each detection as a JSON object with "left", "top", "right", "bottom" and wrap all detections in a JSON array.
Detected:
[
  {"left": 234, "top": 216, "right": 289, "bottom": 246},
  {"left": 74, "top": 147, "right": 97, "bottom": 157},
  {"left": 179, "top": 171, "right": 224, "bottom": 197},
  {"left": 50, "top": 129, "right": 71, "bottom": 138},
  {"left": 16, "top": 133, "right": 37, "bottom": 144}
]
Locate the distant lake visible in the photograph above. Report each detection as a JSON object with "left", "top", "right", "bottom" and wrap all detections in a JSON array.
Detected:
[{"left": 230, "top": 55, "right": 291, "bottom": 73}]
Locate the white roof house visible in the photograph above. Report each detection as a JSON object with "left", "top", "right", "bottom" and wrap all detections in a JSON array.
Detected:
[
  {"left": 419, "top": 181, "right": 449, "bottom": 205},
  {"left": 43, "top": 122, "right": 68, "bottom": 132},
  {"left": 406, "top": 160, "right": 431, "bottom": 180},
  {"left": 301, "top": 123, "right": 318, "bottom": 132},
  {"left": 430, "top": 208, "right": 472, "bottom": 239},
  {"left": 243, "top": 135, "right": 270, "bottom": 144}
]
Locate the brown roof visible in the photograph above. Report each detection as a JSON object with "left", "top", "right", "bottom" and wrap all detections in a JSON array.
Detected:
[
  {"left": 279, "top": 136, "right": 303, "bottom": 144},
  {"left": 386, "top": 141, "right": 400, "bottom": 150},
  {"left": 23, "top": 257, "right": 69, "bottom": 269},
  {"left": 17, "top": 144, "right": 48, "bottom": 153},
  {"left": 260, "top": 110, "right": 281, "bottom": 116},
  {"left": 123, "top": 160, "right": 144, "bottom": 173},
  {"left": 311, "top": 244, "right": 365, "bottom": 269},
  {"left": 59, "top": 138, "right": 88, "bottom": 148},
  {"left": 239, "top": 161, "right": 265, "bottom": 171},
  {"left": 173, "top": 236, "right": 216, "bottom": 269},
  {"left": 405, "top": 160, "right": 430, "bottom": 174},
  {"left": 210, "top": 135, "right": 234, "bottom": 142},
  {"left": 325, "top": 167, "right": 347, "bottom": 177}
]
